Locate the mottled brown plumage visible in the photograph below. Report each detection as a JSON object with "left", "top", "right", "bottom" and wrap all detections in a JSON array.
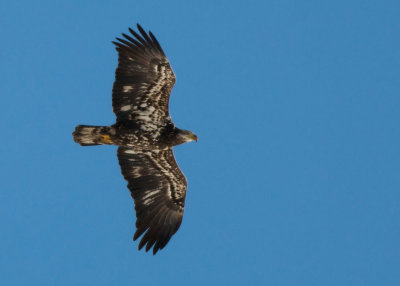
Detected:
[{"left": 73, "top": 24, "right": 197, "bottom": 254}]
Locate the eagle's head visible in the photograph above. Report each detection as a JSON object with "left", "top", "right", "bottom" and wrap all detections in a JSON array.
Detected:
[{"left": 174, "top": 129, "right": 197, "bottom": 145}]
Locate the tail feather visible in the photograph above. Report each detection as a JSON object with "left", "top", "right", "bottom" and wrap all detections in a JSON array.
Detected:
[{"left": 73, "top": 125, "right": 113, "bottom": 146}]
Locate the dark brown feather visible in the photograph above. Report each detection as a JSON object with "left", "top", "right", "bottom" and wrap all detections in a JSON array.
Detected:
[
  {"left": 111, "top": 25, "right": 176, "bottom": 128},
  {"left": 117, "top": 147, "right": 186, "bottom": 254}
]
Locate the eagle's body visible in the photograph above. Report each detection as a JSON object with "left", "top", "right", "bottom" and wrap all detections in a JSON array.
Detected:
[{"left": 73, "top": 25, "right": 197, "bottom": 255}]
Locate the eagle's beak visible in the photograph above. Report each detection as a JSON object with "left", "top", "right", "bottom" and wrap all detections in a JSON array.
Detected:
[{"left": 180, "top": 130, "right": 197, "bottom": 143}]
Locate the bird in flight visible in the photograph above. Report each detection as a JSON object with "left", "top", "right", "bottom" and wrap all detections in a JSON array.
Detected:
[{"left": 73, "top": 24, "right": 197, "bottom": 255}]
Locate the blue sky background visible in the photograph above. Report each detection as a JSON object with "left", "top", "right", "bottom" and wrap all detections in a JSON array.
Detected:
[{"left": 1, "top": 0, "right": 399, "bottom": 285}]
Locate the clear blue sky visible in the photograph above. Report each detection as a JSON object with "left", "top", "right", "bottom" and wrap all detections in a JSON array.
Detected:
[{"left": 1, "top": 0, "right": 399, "bottom": 285}]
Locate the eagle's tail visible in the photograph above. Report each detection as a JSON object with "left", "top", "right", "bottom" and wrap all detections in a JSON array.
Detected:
[{"left": 73, "top": 125, "right": 114, "bottom": 146}]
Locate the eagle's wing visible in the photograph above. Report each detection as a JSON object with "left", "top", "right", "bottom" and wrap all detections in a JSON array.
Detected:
[
  {"left": 112, "top": 24, "right": 176, "bottom": 130},
  {"left": 117, "top": 147, "right": 187, "bottom": 255}
]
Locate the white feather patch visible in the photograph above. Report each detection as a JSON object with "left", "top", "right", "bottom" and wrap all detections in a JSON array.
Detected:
[
  {"left": 122, "top": 85, "right": 133, "bottom": 92},
  {"left": 120, "top": 105, "right": 131, "bottom": 111}
]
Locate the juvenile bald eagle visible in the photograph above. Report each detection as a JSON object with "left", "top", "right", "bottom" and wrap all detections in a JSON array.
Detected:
[{"left": 73, "top": 24, "right": 197, "bottom": 255}]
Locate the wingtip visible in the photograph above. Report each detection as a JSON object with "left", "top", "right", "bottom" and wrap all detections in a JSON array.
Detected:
[
  {"left": 136, "top": 23, "right": 146, "bottom": 34},
  {"left": 138, "top": 240, "right": 146, "bottom": 250}
]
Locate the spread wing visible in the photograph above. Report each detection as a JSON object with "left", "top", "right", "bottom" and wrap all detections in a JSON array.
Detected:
[
  {"left": 117, "top": 147, "right": 187, "bottom": 255},
  {"left": 112, "top": 24, "right": 176, "bottom": 130}
]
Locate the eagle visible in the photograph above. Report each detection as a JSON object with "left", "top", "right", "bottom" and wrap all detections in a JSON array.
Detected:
[{"left": 72, "top": 24, "right": 197, "bottom": 255}]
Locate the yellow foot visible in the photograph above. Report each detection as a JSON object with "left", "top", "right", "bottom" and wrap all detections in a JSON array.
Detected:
[{"left": 100, "top": 134, "right": 113, "bottom": 144}]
